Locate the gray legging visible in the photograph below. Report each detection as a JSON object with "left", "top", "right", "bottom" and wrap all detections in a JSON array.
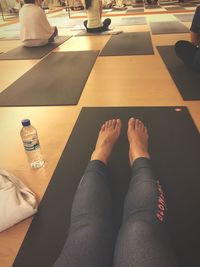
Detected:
[{"left": 53, "top": 158, "right": 178, "bottom": 267}]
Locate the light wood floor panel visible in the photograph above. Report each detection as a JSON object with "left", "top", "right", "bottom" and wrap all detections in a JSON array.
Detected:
[
  {"left": 55, "top": 35, "right": 110, "bottom": 51},
  {"left": 80, "top": 55, "right": 183, "bottom": 106},
  {"left": 0, "top": 60, "right": 38, "bottom": 93},
  {"left": 0, "top": 40, "right": 21, "bottom": 53}
]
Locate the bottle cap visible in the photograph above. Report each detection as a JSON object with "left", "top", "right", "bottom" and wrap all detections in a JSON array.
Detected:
[{"left": 21, "top": 119, "right": 31, "bottom": 127}]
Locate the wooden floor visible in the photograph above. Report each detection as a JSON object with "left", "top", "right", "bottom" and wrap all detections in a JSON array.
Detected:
[{"left": 0, "top": 6, "right": 200, "bottom": 267}]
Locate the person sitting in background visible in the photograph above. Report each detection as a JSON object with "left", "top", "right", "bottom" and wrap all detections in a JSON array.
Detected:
[
  {"left": 112, "top": 0, "right": 126, "bottom": 10},
  {"left": 19, "top": 0, "right": 58, "bottom": 47},
  {"left": 10, "top": 0, "right": 23, "bottom": 13},
  {"left": 83, "top": 0, "right": 111, "bottom": 33},
  {"left": 174, "top": 6, "right": 200, "bottom": 72},
  {"left": 70, "top": 0, "right": 84, "bottom": 10},
  {"left": 102, "top": 0, "right": 113, "bottom": 9}
]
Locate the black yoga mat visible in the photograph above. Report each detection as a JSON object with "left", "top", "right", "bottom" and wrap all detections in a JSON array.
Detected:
[
  {"left": 0, "top": 36, "right": 71, "bottom": 60},
  {"left": 100, "top": 32, "right": 154, "bottom": 56},
  {"left": 13, "top": 106, "right": 200, "bottom": 267},
  {"left": 157, "top": 45, "right": 200, "bottom": 100},
  {"left": 174, "top": 13, "right": 194, "bottom": 22},
  {"left": 116, "top": 16, "right": 147, "bottom": 26},
  {"left": 150, "top": 21, "right": 189, "bottom": 34},
  {"left": 180, "top": 2, "right": 197, "bottom": 7},
  {"left": 165, "top": 6, "right": 185, "bottom": 10},
  {"left": 0, "top": 51, "right": 99, "bottom": 106}
]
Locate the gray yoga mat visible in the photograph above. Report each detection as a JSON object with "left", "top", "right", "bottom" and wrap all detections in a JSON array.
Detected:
[
  {"left": 145, "top": 5, "right": 162, "bottom": 9},
  {"left": 165, "top": 6, "right": 185, "bottom": 10},
  {"left": 160, "top": 2, "right": 180, "bottom": 6},
  {"left": 0, "top": 51, "right": 99, "bottom": 106},
  {"left": 126, "top": 8, "right": 144, "bottom": 13},
  {"left": 100, "top": 32, "right": 154, "bottom": 56},
  {"left": 13, "top": 106, "right": 200, "bottom": 267},
  {"left": 150, "top": 21, "right": 189, "bottom": 34},
  {"left": 116, "top": 16, "right": 147, "bottom": 26},
  {"left": 48, "top": 18, "right": 84, "bottom": 28},
  {"left": 157, "top": 45, "right": 200, "bottom": 100},
  {"left": 174, "top": 13, "right": 194, "bottom": 22},
  {"left": 0, "top": 36, "right": 71, "bottom": 60}
]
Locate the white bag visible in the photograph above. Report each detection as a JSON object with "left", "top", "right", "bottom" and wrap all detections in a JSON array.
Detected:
[{"left": 0, "top": 169, "right": 38, "bottom": 232}]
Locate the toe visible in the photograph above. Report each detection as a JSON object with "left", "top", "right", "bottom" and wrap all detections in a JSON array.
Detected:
[
  {"left": 116, "top": 119, "right": 122, "bottom": 130},
  {"left": 129, "top": 117, "right": 135, "bottom": 129}
]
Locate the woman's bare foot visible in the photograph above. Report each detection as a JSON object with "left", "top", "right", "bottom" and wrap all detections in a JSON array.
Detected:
[
  {"left": 127, "top": 118, "right": 150, "bottom": 165},
  {"left": 91, "top": 119, "right": 122, "bottom": 165}
]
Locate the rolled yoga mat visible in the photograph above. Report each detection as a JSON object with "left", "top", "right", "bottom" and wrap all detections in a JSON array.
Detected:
[
  {"left": 0, "top": 36, "right": 71, "bottom": 60},
  {"left": 13, "top": 106, "right": 200, "bottom": 267},
  {"left": 0, "top": 51, "right": 99, "bottom": 106},
  {"left": 157, "top": 45, "right": 200, "bottom": 100},
  {"left": 149, "top": 21, "right": 189, "bottom": 34},
  {"left": 100, "top": 32, "right": 154, "bottom": 56}
]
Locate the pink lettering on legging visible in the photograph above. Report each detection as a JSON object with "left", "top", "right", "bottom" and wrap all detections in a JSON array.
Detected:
[{"left": 156, "top": 181, "right": 166, "bottom": 222}]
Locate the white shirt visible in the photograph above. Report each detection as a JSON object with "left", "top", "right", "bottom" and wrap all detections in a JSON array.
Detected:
[
  {"left": 19, "top": 4, "right": 55, "bottom": 46},
  {"left": 85, "top": 0, "right": 102, "bottom": 29}
]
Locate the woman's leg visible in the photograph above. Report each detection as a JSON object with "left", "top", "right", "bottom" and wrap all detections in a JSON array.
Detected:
[
  {"left": 102, "top": 18, "right": 111, "bottom": 31},
  {"left": 175, "top": 40, "right": 198, "bottom": 68},
  {"left": 53, "top": 119, "right": 121, "bottom": 267},
  {"left": 114, "top": 118, "right": 178, "bottom": 267}
]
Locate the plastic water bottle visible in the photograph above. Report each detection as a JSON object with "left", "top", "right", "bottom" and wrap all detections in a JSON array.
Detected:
[{"left": 20, "top": 119, "right": 44, "bottom": 169}]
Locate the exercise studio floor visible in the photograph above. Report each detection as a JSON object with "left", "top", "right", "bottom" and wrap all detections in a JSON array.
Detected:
[{"left": 0, "top": 1, "right": 200, "bottom": 267}]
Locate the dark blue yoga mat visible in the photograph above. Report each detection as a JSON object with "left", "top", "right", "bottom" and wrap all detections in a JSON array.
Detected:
[
  {"left": 157, "top": 45, "right": 200, "bottom": 100},
  {"left": 13, "top": 107, "right": 200, "bottom": 267}
]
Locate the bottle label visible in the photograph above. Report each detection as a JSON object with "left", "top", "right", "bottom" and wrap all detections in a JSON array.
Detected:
[{"left": 23, "top": 137, "right": 40, "bottom": 151}]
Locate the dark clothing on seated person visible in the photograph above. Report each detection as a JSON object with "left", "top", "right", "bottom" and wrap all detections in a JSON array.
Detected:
[
  {"left": 84, "top": 18, "right": 111, "bottom": 33},
  {"left": 175, "top": 6, "right": 200, "bottom": 71},
  {"left": 175, "top": 40, "right": 200, "bottom": 71},
  {"left": 190, "top": 6, "right": 200, "bottom": 36}
]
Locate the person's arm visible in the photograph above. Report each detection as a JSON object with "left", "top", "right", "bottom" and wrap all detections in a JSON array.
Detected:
[
  {"left": 190, "top": 6, "right": 200, "bottom": 46},
  {"left": 191, "top": 31, "right": 200, "bottom": 46},
  {"left": 99, "top": 0, "right": 102, "bottom": 18}
]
